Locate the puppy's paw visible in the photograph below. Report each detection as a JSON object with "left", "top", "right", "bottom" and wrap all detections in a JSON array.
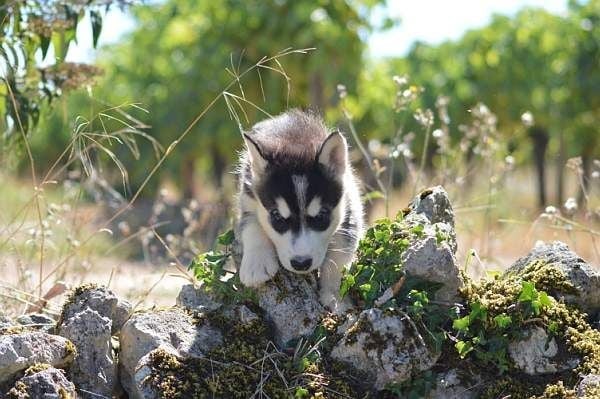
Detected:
[
  {"left": 319, "top": 290, "right": 353, "bottom": 314},
  {"left": 239, "top": 253, "right": 279, "bottom": 287}
]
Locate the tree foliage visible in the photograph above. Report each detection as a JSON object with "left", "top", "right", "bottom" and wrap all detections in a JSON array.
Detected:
[
  {"left": 0, "top": 0, "right": 134, "bottom": 145},
  {"left": 88, "top": 0, "right": 391, "bottom": 195},
  {"left": 346, "top": 1, "right": 599, "bottom": 163}
]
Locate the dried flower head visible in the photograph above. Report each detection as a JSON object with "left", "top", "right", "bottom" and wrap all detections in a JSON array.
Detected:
[
  {"left": 337, "top": 84, "right": 347, "bottom": 99},
  {"left": 521, "top": 111, "right": 535, "bottom": 127},
  {"left": 414, "top": 108, "right": 434, "bottom": 128},
  {"left": 564, "top": 198, "right": 578, "bottom": 216}
]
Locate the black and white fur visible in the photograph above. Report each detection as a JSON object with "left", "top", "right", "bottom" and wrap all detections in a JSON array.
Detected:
[{"left": 236, "top": 110, "right": 364, "bottom": 310}]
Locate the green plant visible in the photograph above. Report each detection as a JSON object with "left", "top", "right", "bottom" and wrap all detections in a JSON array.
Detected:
[
  {"left": 385, "top": 370, "right": 437, "bottom": 399},
  {"left": 452, "top": 279, "right": 554, "bottom": 372},
  {"left": 340, "top": 211, "right": 415, "bottom": 307},
  {"left": 188, "top": 230, "right": 256, "bottom": 304}
]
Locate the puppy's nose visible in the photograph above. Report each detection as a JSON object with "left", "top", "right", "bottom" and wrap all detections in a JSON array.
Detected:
[{"left": 290, "top": 256, "right": 312, "bottom": 271}]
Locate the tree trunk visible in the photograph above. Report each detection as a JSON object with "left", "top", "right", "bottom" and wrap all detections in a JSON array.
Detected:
[
  {"left": 578, "top": 150, "right": 593, "bottom": 206},
  {"left": 529, "top": 126, "right": 549, "bottom": 208},
  {"left": 181, "top": 155, "right": 196, "bottom": 199},
  {"left": 211, "top": 148, "right": 226, "bottom": 189},
  {"left": 556, "top": 129, "right": 566, "bottom": 206},
  {"left": 309, "top": 72, "right": 324, "bottom": 112}
]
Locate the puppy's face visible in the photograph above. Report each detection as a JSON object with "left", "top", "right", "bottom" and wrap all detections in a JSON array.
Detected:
[{"left": 244, "top": 132, "right": 347, "bottom": 274}]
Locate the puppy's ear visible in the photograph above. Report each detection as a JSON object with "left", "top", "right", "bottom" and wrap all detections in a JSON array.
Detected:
[
  {"left": 317, "top": 130, "right": 347, "bottom": 177},
  {"left": 243, "top": 133, "right": 267, "bottom": 176}
]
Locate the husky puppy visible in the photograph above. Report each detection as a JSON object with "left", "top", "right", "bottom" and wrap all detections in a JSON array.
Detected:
[{"left": 236, "top": 109, "right": 364, "bottom": 310}]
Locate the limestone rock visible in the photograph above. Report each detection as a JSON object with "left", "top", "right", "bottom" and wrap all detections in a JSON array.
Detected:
[
  {"left": 426, "top": 369, "right": 481, "bottom": 399},
  {"left": 176, "top": 284, "right": 221, "bottom": 312},
  {"left": 410, "top": 185, "right": 455, "bottom": 228},
  {"left": 0, "top": 332, "right": 75, "bottom": 384},
  {"left": 131, "top": 346, "right": 179, "bottom": 399},
  {"left": 507, "top": 241, "right": 600, "bottom": 315},
  {"left": 5, "top": 367, "right": 76, "bottom": 399},
  {"left": 331, "top": 308, "right": 440, "bottom": 390},
  {"left": 61, "top": 285, "right": 132, "bottom": 334},
  {"left": 508, "top": 327, "right": 578, "bottom": 375},
  {"left": 58, "top": 307, "right": 116, "bottom": 398},
  {"left": 0, "top": 314, "right": 13, "bottom": 330},
  {"left": 257, "top": 271, "right": 325, "bottom": 347},
  {"left": 401, "top": 230, "right": 461, "bottom": 302},
  {"left": 15, "top": 313, "right": 56, "bottom": 333},
  {"left": 398, "top": 187, "right": 462, "bottom": 302},
  {"left": 119, "top": 307, "right": 222, "bottom": 398},
  {"left": 577, "top": 374, "right": 600, "bottom": 397}
]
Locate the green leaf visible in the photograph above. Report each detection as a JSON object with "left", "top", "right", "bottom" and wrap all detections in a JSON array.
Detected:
[
  {"left": 518, "top": 281, "right": 536, "bottom": 302},
  {"left": 340, "top": 274, "right": 355, "bottom": 297},
  {"left": 453, "top": 315, "right": 470, "bottom": 332},
  {"left": 469, "top": 301, "right": 487, "bottom": 321},
  {"left": 455, "top": 340, "right": 473, "bottom": 358},
  {"left": 217, "top": 229, "right": 235, "bottom": 246},
  {"left": 538, "top": 291, "right": 552, "bottom": 308},
  {"left": 362, "top": 190, "right": 385, "bottom": 201},
  {"left": 493, "top": 314, "right": 512, "bottom": 328},
  {"left": 90, "top": 10, "right": 103, "bottom": 48},
  {"left": 294, "top": 387, "right": 309, "bottom": 398},
  {"left": 40, "top": 35, "right": 51, "bottom": 60}
]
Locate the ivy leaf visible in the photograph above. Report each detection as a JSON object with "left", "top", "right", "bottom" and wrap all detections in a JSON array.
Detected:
[
  {"left": 538, "top": 291, "right": 552, "bottom": 308},
  {"left": 518, "top": 281, "right": 536, "bottom": 302},
  {"left": 340, "top": 274, "right": 355, "bottom": 297},
  {"left": 455, "top": 340, "right": 474, "bottom": 358},
  {"left": 469, "top": 301, "right": 487, "bottom": 321},
  {"left": 217, "top": 229, "right": 235, "bottom": 246},
  {"left": 493, "top": 314, "right": 512, "bottom": 329},
  {"left": 453, "top": 315, "right": 471, "bottom": 332}
]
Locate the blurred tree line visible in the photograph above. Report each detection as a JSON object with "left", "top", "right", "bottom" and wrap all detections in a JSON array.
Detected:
[{"left": 4, "top": 0, "right": 599, "bottom": 207}]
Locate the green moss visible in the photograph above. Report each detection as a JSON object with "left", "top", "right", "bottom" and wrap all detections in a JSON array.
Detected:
[
  {"left": 57, "top": 283, "right": 100, "bottom": 326},
  {"left": 58, "top": 387, "right": 73, "bottom": 399},
  {"left": 0, "top": 325, "right": 28, "bottom": 335},
  {"left": 458, "top": 260, "right": 600, "bottom": 398},
  {"left": 419, "top": 188, "right": 434, "bottom": 200},
  {"left": 532, "top": 381, "right": 577, "bottom": 399},
  {"left": 7, "top": 381, "right": 29, "bottom": 399},
  {"left": 63, "top": 338, "right": 77, "bottom": 362},
  {"left": 142, "top": 309, "right": 366, "bottom": 398},
  {"left": 23, "top": 363, "right": 51, "bottom": 376}
]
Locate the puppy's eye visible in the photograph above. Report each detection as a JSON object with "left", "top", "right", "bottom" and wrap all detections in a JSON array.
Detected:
[
  {"left": 314, "top": 208, "right": 330, "bottom": 221},
  {"left": 270, "top": 209, "right": 284, "bottom": 222},
  {"left": 307, "top": 208, "right": 331, "bottom": 231},
  {"left": 269, "top": 209, "right": 289, "bottom": 232}
]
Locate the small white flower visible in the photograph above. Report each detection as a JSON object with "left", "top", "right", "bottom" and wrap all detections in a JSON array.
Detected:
[
  {"left": 337, "top": 84, "right": 347, "bottom": 99},
  {"left": 432, "top": 129, "right": 444, "bottom": 138},
  {"left": 393, "top": 75, "right": 408, "bottom": 86},
  {"left": 564, "top": 197, "right": 578, "bottom": 215},
  {"left": 521, "top": 111, "right": 535, "bottom": 127},
  {"left": 368, "top": 139, "right": 381, "bottom": 153},
  {"left": 310, "top": 8, "right": 328, "bottom": 22},
  {"left": 544, "top": 205, "right": 558, "bottom": 215}
]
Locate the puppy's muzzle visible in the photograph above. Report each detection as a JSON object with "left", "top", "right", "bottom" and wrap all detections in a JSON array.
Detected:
[{"left": 290, "top": 256, "right": 312, "bottom": 271}]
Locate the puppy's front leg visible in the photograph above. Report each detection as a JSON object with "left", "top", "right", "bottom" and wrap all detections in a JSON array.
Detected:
[
  {"left": 238, "top": 214, "right": 279, "bottom": 287},
  {"left": 319, "top": 247, "right": 354, "bottom": 313}
]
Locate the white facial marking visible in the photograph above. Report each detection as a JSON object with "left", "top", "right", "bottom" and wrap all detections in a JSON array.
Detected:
[
  {"left": 275, "top": 197, "right": 291, "bottom": 218},
  {"left": 307, "top": 197, "right": 321, "bottom": 217},
  {"left": 292, "top": 175, "right": 308, "bottom": 212}
]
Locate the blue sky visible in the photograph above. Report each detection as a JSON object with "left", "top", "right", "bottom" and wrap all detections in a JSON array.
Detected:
[{"left": 65, "top": 0, "right": 569, "bottom": 62}]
